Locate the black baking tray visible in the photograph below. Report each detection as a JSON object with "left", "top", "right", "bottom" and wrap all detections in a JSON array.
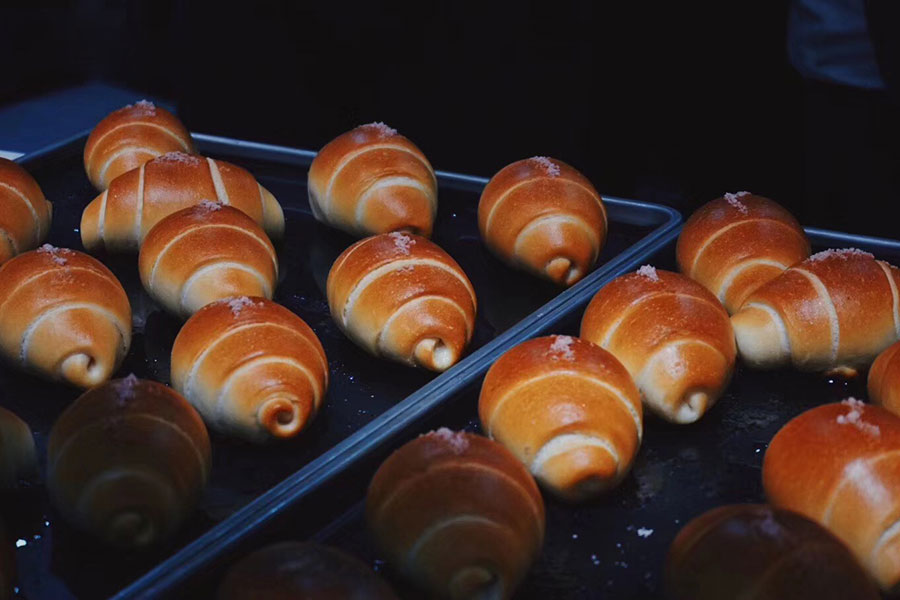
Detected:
[
  {"left": 157, "top": 226, "right": 900, "bottom": 600},
  {"left": 0, "top": 131, "right": 680, "bottom": 600}
]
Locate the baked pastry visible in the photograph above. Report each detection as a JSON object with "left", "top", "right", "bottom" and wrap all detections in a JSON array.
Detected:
[
  {"left": 731, "top": 248, "right": 900, "bottom": 372},
  {"left": 0, "top": 245, "right": 131, "bottom": 388},
  {"left": 478, "top": 335, "right": 642, "bottom": 501},
  {"left": 47, "top": 376, "right": 211, "bottom": 548},
  {"left": 0, "top": 157, "right": 52, "bottom": 265},
  {"left": 580, "top": 266, "right": 735, "bottom": 423},
  {"left": 0, "top": 405, "right": 37, "bottom": 489},
  {"left": 869, "top": 340, "right": 900, "bottom": 416},
  {"left": 81, "top": 151, "right": 284, "bottom": 252},
  {"left": 308, "top": 122, "right": 437, "bottom": 237},
  {"left": 676, "top": 192, "right": 810, "bottom": 313},
  {"left": 171, "top": 297, "right": 328, "bottom": 442},
  {"left": 478, "top": 156, "right": 607, "bottom": 286},
  {"left": 138, "top": 202, "right": 278, "bottom": 317},
  {"left": 327, "top": 232, "right": 476, "bottom": 371},
  {"left": 83, "top": 100, "right": 195, "bottom": 190},
  {"left": 366, "top": 429, "right": 544, "bottom": 600}
]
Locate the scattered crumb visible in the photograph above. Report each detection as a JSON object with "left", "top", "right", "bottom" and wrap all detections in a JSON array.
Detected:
[
  {"left": 636, "top": 528, "right": 654, "bottom": 538},
  {"left": 227, "top": 296, "right": 257, "bottom": 316},
  {"left": 37, "top": 243, "right": 69, "bottom": 265},
  {"left": 723, "top": 191, "right": 750, "bottom": 214},
  {"left": 198, "top": 199, "right": 223, "bottom": 212},
  {"left": 155, "top": 151, "right": 201, "bottom": 165},
  {"left": 427, "top": 427, "right": 469, "bottom": 454},
  {"left": 836, "top": 397, "right": 880, "bottom": 436},
  {"left": 530, "top": 156, "right": 561, "bottom": 177},
  {"left": 360, "top": 121, "right": 397, "bottom": 138},
  {"left": 549, "top": 335, "right": 576, "bottom": 361},
  {"left": 808, "top": 248, "right": 874, "bottom": 262},
  {"left": 635, "top": 265, "right": 659, "bottom": 281},
  {"left": 389, "top": 232, "right": 415, "bottom": 254}
]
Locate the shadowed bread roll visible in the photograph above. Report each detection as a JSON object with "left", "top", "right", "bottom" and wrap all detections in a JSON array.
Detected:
[
  {"left": 84, "top": 100, "right": 195, "bottom": 190},
  {"left": 308, "top": 122, "right": 437, "bottom": 237},
  {"left": 0, "top": 158, "right": 52, "bottom": 266},
  {"left": 732, "top": 248, "right": 900, "bottom": 372},
  {"left": 869, "top": 341, "right": 900, "bottom": 416},
  {"left": 677, "top": 192, "right": 810, "bottom": 314},
  {"left": 367, "top": 429, "right": 544, "bottom": 600},
  {"left": 479, "top": 335, "right": 642, "bottom": 501},
  {"left": 81, "top": 152, "right": 284, "bottom": 252},
  {"left": 0, "top": 245, "right": 131, "bottom": 388},
  {"left": 171, "top": 297, "right": 328, "bottom": 442},
  {"left": 138, "top": 202, "right": 278, "bottom": 318},
  {"left": 581, "top": 266, "right": 735, "bottom": 423},
  {"left": 478, "top": 156, "right": 607, "bottom": 286},
  {"left": 327, "top": 232, "right": 476, "bottom": 371},
  {"left": 0, "top": 405, "right": 37, "bottom": 489}
]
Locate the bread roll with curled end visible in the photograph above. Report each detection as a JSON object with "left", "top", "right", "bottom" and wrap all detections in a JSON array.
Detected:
[
  {"left": 367, "top": 429, "right": 544, "bottom": 600},
  {"left": 478, "top": 156, "right": 607, "bottom": 286},
  {"left": 479, "top": 335, "right": 642, "bottom": 501},
  {"left": 84, "top": 100, "right": 195, "bottom": 191},
  {"left": 869, "top": 341, "right": 900, "bottom": 416},
  {"left": 218, "top": 542, "right": 398, "bottom": 600},
  {"left": 1, "top": 158, "right": 52, "bottom": 266},
  {"left": 581, "top": 266, "right": 735, "bottom": 423},
  {"left": 327, "top": 232, "right": 476, "bottom": 371},
  {"left": 0, "top": 245, "right": 131, "bottom": 388},
  {"left": 171, "top": 297, "right": 328, "bottom": 443},
  {"left": 138, "top": 202, "right": 278, "bottom": 318},
  {"left": 48, "top": 376, "right": 211, "bottom": 549},
  {"left": 763, "top": 399, "right": 900, "bottom": 590},
  {"left": 665, "top": 503, "right": 879, "bottom": 600},
  {"left": 308, "top": 122, "right": 437, "bottom": 237},
  {"left": 677, "top": 192, "right": 810, "bottom": 314},
  {"left": 0, "top": 405, "right": 37, "bottom": 489},
  {"left": 81, "top": 152, "right": 284, "bottom": 252},
  {"left": 731, "top": 248, "right": 900, "bottom": 373}
]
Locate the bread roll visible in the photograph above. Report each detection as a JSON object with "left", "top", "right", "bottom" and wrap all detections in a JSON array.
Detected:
[
  {"left": 0, "top": 245, "right": 131, "bottom": 388},
  {"left": 81, "top": 152, "right": 284, "bottom": 252},
  {"left": 308, "top": 122, "right": 437, "bottom": 237},
  {"left": 580, "top": 266, "right": 735, "bottom": 423},
  {"left": 0, "top": 405, "right": 36, "bottom": 489},
  {"left": 366, "top": 429, "right": 544, "bottom": 600},
  {"left": 479, "top": 335, "right": 642, "bottom": 501},
  {"left": 138, "top": 202, "right": 278, "bottom": 318},
  {"left": 677, "top": 192, "right": 810, "bottom": 313},
  {"left": 731, "top": 248, "right": 900, "bottom": 372},
  {"left": 171, "top": 297, "right": 328, "bottom": 442},
  {"left": 327, "top": 232, "right": 476, "bottom": 371},
  {"left": 47, "top": 376, "right": 211, "bottom": 549},
  {"left": 84, "top": 100, "right": 195, "bottom": 190},
  {"left": 478, "top": 156, "right": 607, "bottom": 286},
  {"left": 217, "top": 542, "right": 398, "bottom": 600},
  {"left": 665, "top": 503, "right": 879, "bottom": 600},
  {"left": 763, "top": 399, "right": 900, "bottom": 590},
  {"left": 869, "top": 340, "right": 900, "bottom": 416},
  {"left": 0, "top": 157, "right": 52, "bottom": 265}
]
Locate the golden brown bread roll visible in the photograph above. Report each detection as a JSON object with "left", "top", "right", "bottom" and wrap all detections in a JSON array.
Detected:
[
  {"left": 665, "top": 503, "right": 880, "bottom": 600},
  {"left": 676, "top": 192, "right": 810, "bottom": 314},
  {"left": 580, "top": 266, "right": 736, "bottom": 424},
  {"left": 366, "top": 429, "right": 544, "bottom": 600},
  {"left": 731, "top": 248, "right": 900, "bottom": 372},
  {"left": 0, "top": 157, "right": 52, "bottom": 266},
  {"left": 83, "top": 100, "right": 195, "bottom": 190},
  {"left": 171, "top": 297, "right": 328, "bottom": 442},
  {"left": 0, "top": 245, "right": 131, "bottom": 388},
  {"left": 81, "top": 152, "right": 284, "bottom": 252},
  {"left": 217, "top": 542, "right": 398, "bottom": 600},
  {"left": 308, "top": 122, "right": 437, "bottom": 237},
  {"left": 478, "top": 156, "right": 607, "bottom": 286},
  {"left": 47, "top": 376, "right": 211, "bottom": 549},
  {"left": 327, "top": 232, "right": 476, "bottom": 371},
  {"left": 0, "top": 405, "right": 37, "bottom": 489},
  {"left": 138, "top": 202, "right": 278, "bottom": 318},
  {"left": 869, "top": 340, "right": 900, "bottom": 416},
  {"left": 478, "top": 335, "right": 642, "bottom": 501},
  {"left": 763, "top": 399, "right": 900, "bottom": 590}
]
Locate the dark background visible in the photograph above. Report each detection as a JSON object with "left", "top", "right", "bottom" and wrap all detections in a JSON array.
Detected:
[{"left": 1, "top": 1, "right": 897, "bottom": 236}]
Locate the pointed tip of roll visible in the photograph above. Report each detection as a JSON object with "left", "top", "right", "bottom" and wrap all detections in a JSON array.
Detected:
[
  {"left": 414, "top": 337, "right": 458, "bottom": 372},
  {"left": 60, "top": 352, "right": 110, "bottom": 389},
  {"left": 258, "top": 397, "right": 307, "bottom": 440},
  {"left": 545, "top": 257, "right": 582, "bottom": 286}
]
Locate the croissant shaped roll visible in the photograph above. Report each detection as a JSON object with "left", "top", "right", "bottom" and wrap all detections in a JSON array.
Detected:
[
  {"left": 171, "top": 297, "right": 328, "bottom": 442},
  {"left": 479, "top": 335, "right": 642, "bottom": 501},
  {"left": 0, "top": 405, "right": 37, "bottom": 489},
  {"left": 731, "top": 248, "right": 900, "bottom": 372},
  {"left": 478, "top": 156, "right": 607, "bottom": 286},
  {"left": 677, "top": 192, "right": 810, "bottom": 314},
  {"left": 327, "top": 232, "right": 477, "bottom": 371},
  {"left": 0, "top": 245, "right": 131, "bottom": 388},
  {"left": 81, "top": 152, "right": 284, "bottom": 252},
  {"left": 580, "top": 266, "right": 736, "bottom": 424},
  {"left": 47, "top": 376, "right": 211, "bottom": 549},
  {"left": 0, "top": 158, "right": 52, "bottom": 266},
  {"left": 308, "top": 122, "right": 437, "bottom": 237},
  {"left": 367, "top": 429, "right": 545, "bottom": 600},
  {"left": 83, "top": 100, "right": 195, "bottom": 190},
  {"left": 869, "top": 341, "right": 900, "bottom": 416},
  {"left": 139, "top": 202, "right": 278, "bottom": 318}
]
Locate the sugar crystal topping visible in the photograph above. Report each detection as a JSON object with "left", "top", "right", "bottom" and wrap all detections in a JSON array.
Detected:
[
  {"left": 427, "top": 427, "right": 469, "bottom": 454},
  {"left": 549, "top": 335, "right": 576, "bottom": 361},
  {"left": 389, "top": 232, "right": 415, "bottom": 254},
  {"left": 636, "top": 265, "right": 659, "bottom": 281},
  {"left": 37, "top": 243, "right": 69, "bottom": 265},
  {"left": 808, "top": 248, "right": 874, "bottom": 262},
  {"left": 360, "top": 121, "right": 397, "bottom": 138},
  {"left": 156, "top": 151, "right": 201, "bottom": 165},
  {"left": 116, "top": 373, "right": 141, "bottom": 406},
  {"left": 723, "top": 191, "right": 750, "bottom": 214},
  {"left": 530, "top": 156, "right": 561, "bottom": 177},
  {"left": 124, "top": 99, "right": 157, "bottom": 115},
  {"left": 226, "top": 296, "right": 257, "bottom": 316},
  {"left": 836, "top": 397, "right": 880, "bottom": 437},
  {"left": 198, "top": 200, "right": 223, "bottom": 212}
]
